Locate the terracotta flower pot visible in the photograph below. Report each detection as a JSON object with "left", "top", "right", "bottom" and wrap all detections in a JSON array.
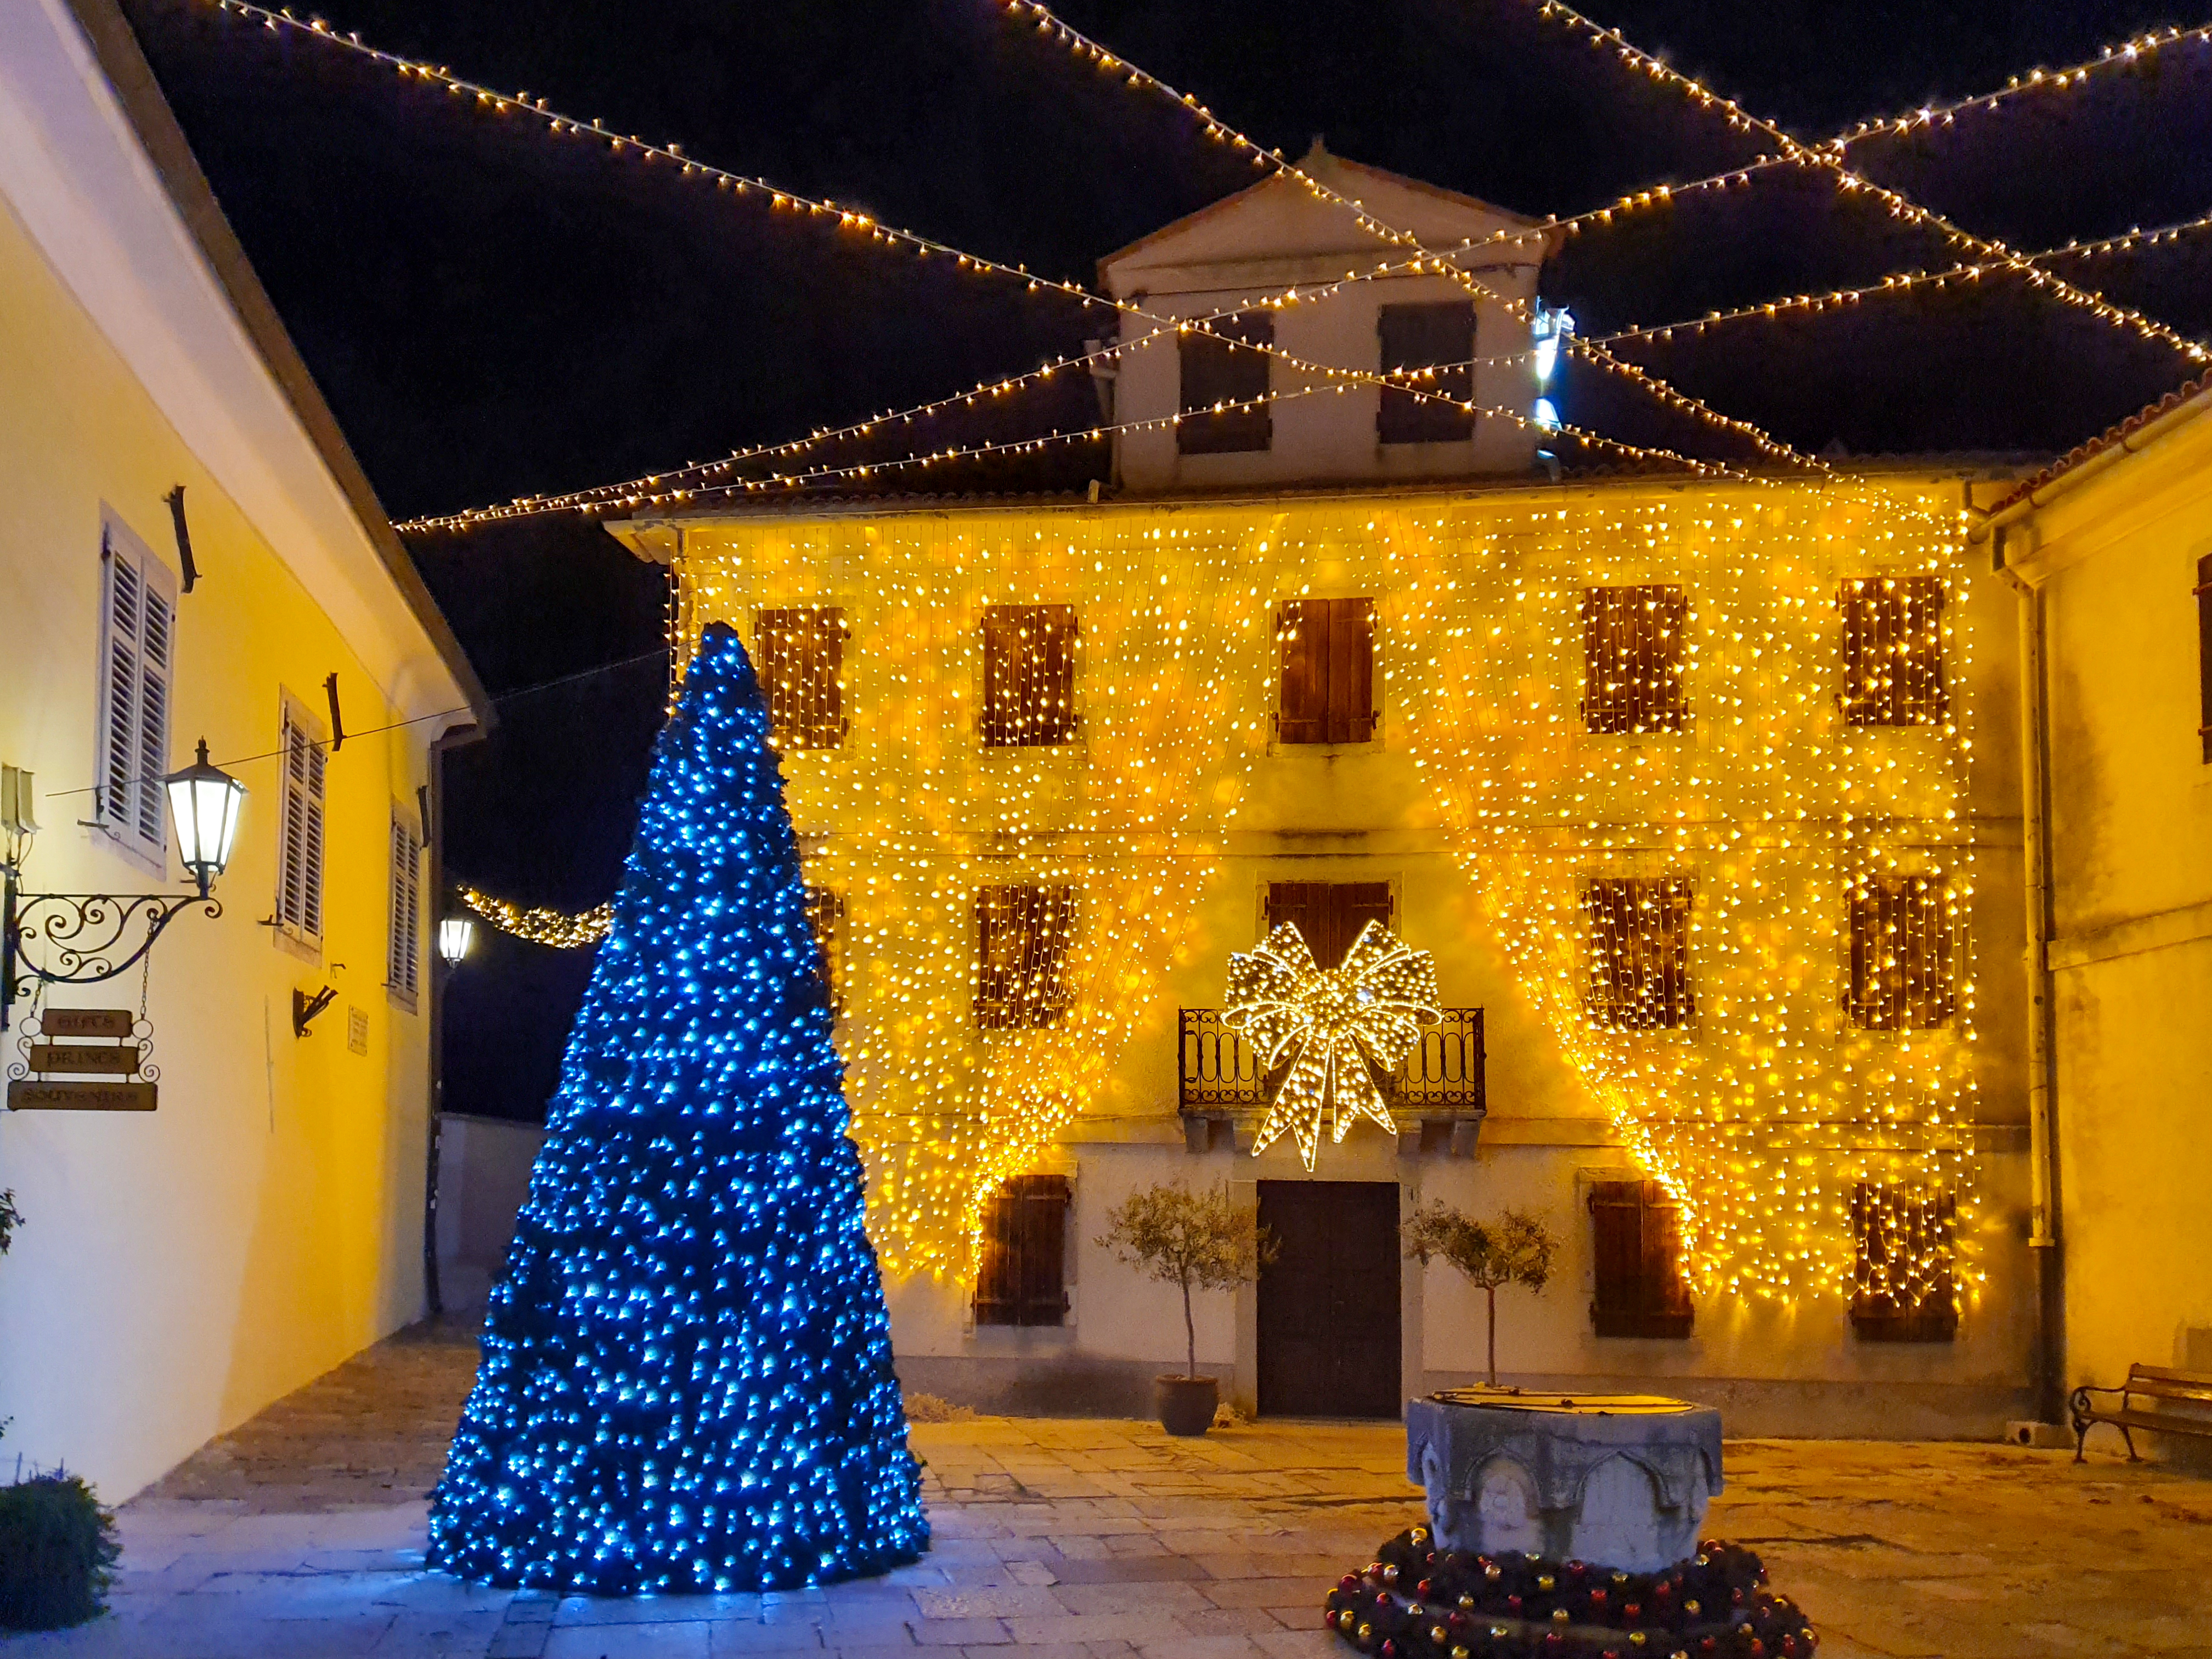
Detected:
[{"left": 1156, "top": 1374, "right": 1219, "bottom": 1437}]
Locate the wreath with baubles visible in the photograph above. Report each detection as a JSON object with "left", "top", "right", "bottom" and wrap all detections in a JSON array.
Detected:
[{"left": 1322, "top": 1526, "right": 1817, "bottom": 1659}]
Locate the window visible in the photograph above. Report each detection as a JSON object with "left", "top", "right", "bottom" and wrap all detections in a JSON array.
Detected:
[
  {"left": 2197, "top": 554, "right": 2212, "bottom": 763},
  {"left": 804, "top": 885, "right": 844, "bottom": 1017},
  {"left": 981, "top": 604, "right": 1078, "bottom": 748},
  {"left": 1845, "top": 871, "right": 1955, "bottom": 1030},
  {"left": 1277, "top": 598, "right": 1377, "bottom": 745},
  {"left": 1582, "top": 585, "right": 1688, "bottom": 734},
  {"left": 974, "top": 1173, "right": 1071, "bottom": 1326},
  {"left": 1264, "top": 882, "right": 1393, "bottom": 970},
  {"left": 387, "top": 809, "right": 421, "bottom": 1009},
  {"left": 93, "top": 517, "right": 177, "bottom": 864},
  {"left": 1177, "top": 311, "right": 1273, "bottom": 454},
  {"left": 1378, "top": 301, "right": 1476, "bottom": 444},
  {"left": 1582, "top": 877, "right": 1694, "bottom": 1030},
  {"left": 755, "top": 606, "right": 848, "bottom": 749},
  {"left": 1588, "top": 1180, "right": 1694, "bottom": 1338},
  {"left": 976, "top": 884, "right": 1077, "bottom": 1029},
  {"left": 274, "top": 699, "right": 327, "bottom": 947},
  {"left": 1839, "top": 577, "right": 1947, "bottom": 727},
  {"left": 1850, "top": 1183, "right": 1958, "bottom": 1342}
]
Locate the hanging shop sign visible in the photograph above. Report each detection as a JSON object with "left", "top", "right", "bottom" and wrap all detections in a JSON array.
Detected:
[{"left": 6, "top": 1007, "right": 156, "bottom": 1111}]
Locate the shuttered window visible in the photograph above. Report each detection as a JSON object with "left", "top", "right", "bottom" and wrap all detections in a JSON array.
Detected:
[
  {"left": 1850, "top": 1184, "right": 1958, "bottom": 1342},
  {"left": 94, "top": 518, "right": 177, "bottom": 863},
  {"left": 275, "top": 701, "right": 328, "bottom": 948},
  {"left": 1277, "top": 597, "right": 1376, "bottom": 744},
  {"left": 1839, "top": 577, "right": 1948, "bottom": 727},
  {"left": 1845, "top": 871, "right": 1955, "bottom": 1030},
  {"left": 974, "top": 1173, "right": 1071, "bottom": 1326},
  {"left": 1582, "top": 585, "right": 1688, "bottom": 734},
  {"left": 1264, "top": 882, "right": 1393, "bottom": 969},
  {"left": 981, "top": 604, "right": 1079, "bottom": 747},
  {"left": 1589, "top": 1180, "right": 1694, "bottom": 1338},
  {"left": 387, "top": 809, "right": 421, "bottom": 1009},
  {"left": 1378, "top": 301, "right": 1476, "bottom": 444},
  {"left": 1178, "top": 312, "right": 1273, "bottom": 454},
  {"left": 756, "top": 606, "right": 848, "bottom": 749},
  {"left": 804, "top": 885, "right": 845, "bottom": 1017},
  {"left": 2197, "top": 554, "right": 2212, "bottom": 763},
  {"left": 977, "top": 884, "right": 1077, "bottom": 1029},
  {"left": 1582, "top": 876, "right": 1694, "bottom": 1030}
]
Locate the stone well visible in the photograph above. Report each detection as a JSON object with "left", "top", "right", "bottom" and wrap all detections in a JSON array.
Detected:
[{"left": 1404, "top": 1387, "right": 1724, "bottom": 1575}]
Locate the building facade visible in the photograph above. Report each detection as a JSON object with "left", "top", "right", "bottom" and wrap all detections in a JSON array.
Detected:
[
  {"left": 0, "top": 0, "right": 485, "bottom": 1498},
  {"left": 1983, "top": 376, "right": 2212, "bottom": 1425}
]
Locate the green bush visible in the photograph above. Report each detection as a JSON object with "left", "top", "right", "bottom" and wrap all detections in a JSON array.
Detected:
[{"left": 0, "top": 1472, "right": 120, "bottom": 1630}]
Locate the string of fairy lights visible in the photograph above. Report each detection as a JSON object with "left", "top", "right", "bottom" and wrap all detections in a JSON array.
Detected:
[{"left": 224, "top": 0, "right": 2194, "bottom": 528}]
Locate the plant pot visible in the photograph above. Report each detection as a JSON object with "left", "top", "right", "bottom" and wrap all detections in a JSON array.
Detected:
[{"left": 1156, "top": 1374, "right": 1219, "bottom": 1437}]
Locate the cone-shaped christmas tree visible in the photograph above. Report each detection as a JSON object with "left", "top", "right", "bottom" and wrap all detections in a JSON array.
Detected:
[{"left": 428, "top": 623, "right": 928, "bottom": 1594}]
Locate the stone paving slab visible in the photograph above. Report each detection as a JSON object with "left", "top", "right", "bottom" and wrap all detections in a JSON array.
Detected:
[{"left": 4, "top": 1326, "right": 2211, "bottom": 1657}]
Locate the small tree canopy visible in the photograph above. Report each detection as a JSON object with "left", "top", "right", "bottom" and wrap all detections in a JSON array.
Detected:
[
  {"left": 0, "top": 1189, "right": 19, "bottom": 1257},
  {"left": 1402, "top": 1201, "right": 1556, "bottom": 1293},
  {"left": 1099, "top": 1183, "right": 1274, "bottom": 1292}
]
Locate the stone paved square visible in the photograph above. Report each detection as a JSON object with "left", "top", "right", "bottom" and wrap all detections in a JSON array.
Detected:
[{"left": 3, "top": 1324, "right": 2209, "bottom": 1658}]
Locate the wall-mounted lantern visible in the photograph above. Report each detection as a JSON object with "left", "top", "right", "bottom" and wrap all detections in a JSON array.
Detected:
[
  {"left": 2, "top": 740, "right": 243, "bottom": 1030},
  {"left": 436, "top": 916, "right": 475, "bottom": 968}
]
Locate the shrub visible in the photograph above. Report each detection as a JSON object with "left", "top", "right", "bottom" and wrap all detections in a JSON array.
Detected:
[
  {"left": 1403, "top": 1202, "right": 1558, "bottom": 1386},
  {"left": 0, "top": 1472, "right": 121, "bottom": 1630},
  {"left": 1099, "top": 1182, "right": 1276, "bottom": 1379}
]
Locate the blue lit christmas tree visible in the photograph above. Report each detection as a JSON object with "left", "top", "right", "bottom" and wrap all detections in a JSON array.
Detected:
[{"left": 428, "top": 623, "right": 928, "bottom": 1594}]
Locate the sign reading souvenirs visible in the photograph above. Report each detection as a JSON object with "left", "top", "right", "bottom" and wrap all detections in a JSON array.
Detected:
[{"left": 6, "top": 1007, "right": 157, "bottom": 1112}]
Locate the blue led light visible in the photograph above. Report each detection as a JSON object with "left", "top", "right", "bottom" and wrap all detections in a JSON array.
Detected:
[{"left": 427, "top": 622, "right": 930, "bottom": 1594}]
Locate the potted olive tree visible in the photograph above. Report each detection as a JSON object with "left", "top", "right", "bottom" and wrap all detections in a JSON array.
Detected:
[
  {"left": 1100, "top": 1182, "right": 1274, "bottom": 1435},
  {"left": 1403, "top": 1201, "right": 1558, "bottom": 1387}
]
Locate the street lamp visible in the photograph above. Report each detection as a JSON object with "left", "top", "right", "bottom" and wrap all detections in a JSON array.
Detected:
[
  {"left": 164, "top": 740, "right": 247, "bottom": 899},
  {"left": 2, "top": 738, "right": 244, "bottom": 1030},
  {"left": 437, "top": 917, "right": 475, "bottom": 967}
]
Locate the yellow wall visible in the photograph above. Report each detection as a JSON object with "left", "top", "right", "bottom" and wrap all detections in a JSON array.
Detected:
[
  {"left": 0, "top": 186, "right": 435, "bottom": 1497},
  {"left": 648, "top": 473, "right": 2037, "bottom": 1427},
  {"left": 2012, "top": 402, "right": 2212, "bottom": 1397}
]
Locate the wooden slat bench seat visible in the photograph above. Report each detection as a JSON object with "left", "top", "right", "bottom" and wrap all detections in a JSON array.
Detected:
[{"left": 2069, "top": 1363, "right": 2212, "bottom": 1462}]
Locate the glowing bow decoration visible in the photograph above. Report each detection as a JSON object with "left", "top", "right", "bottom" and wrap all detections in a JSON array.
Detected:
[{"left": 1223, "top": 921, "right": 1441, "bottom": 1170}]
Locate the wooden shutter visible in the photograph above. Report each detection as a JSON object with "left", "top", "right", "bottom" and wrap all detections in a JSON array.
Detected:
[
  {"left": 1850, "top": 1183, "right": 1959, "bottom": 1342},
  {"left": 976, "top": 884, "right": 1077, "bottom": 1028},
  {"left": 1178, "top": 312, "right": 1273, "bottom": 454},
  {"left": 2198, "top": 555, "right": 2212, "bottom": 763},
  {"left": 277, "top": 704, "right": 327, "bottom": 947},
  {"left": 804, "top": 885, "right": 844, "bottom": 1017},
  {"left": 1845, "top": 871, "right": 1955, "bottom": 1030},
  {"left": 1582, "top": 585, "right": 1688, "bottom": 734},
  {"left": 1265, "top": 882, "right": 1392, "bottom": 968},
  {"left": 1378, "top": 301, "right": 1476, "bottom": 444},
  {"left": 755, "top": 606, "right": 848, "bottom": 748},
  {"left": 1589, "top": 1180, "right": 1694, "bottom": 1338},
  {"left": 981, "top": 605, "right": 1079, "bottom": 748},
  {"left": 1582, "top": 876, "right": 1694, "bottom": 1029},
  {"left": 1276, "top": 598, "right": 1375, "bottom": 745},
  {"left": 974, "top": 1173, "right": 1071, "bottom": 1326},
  {"left": 95, "top": 523, "right": 176, "bottom": 860},
  {"left": 1839, "top": 577, "right": 1948, "bottom": 727},
  {"left": 387, "top": 810, "right": 421, "bottom": 1006}
]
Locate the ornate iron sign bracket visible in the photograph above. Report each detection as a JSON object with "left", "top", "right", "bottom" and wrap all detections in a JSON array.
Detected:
[{"left": 2, "top": 865, "right": 221, "bottom": 1030}]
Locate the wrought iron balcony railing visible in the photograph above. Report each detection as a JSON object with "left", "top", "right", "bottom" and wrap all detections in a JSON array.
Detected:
[{"left": 1177, "top": 1005, "right": 1486, "bottom": 1126}]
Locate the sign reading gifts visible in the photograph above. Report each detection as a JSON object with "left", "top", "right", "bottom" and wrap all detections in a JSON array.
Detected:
[{"left": 5, "top": 1008, "right": 156, "bottom": 1111}]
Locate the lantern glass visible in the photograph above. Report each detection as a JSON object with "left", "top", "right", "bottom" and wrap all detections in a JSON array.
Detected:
[
  {"left": 163, "top": 739, "right": 246, "bottom": 894},
  {"left": 438, "top": 917, "right": 476, "bottom": 966}
]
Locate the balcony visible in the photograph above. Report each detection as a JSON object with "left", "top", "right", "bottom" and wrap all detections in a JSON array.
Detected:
[{"left": 1176, "top": 1006, "right": 1487, "bottom": 1156}]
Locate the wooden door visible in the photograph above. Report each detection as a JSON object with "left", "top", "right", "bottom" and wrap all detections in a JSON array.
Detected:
[
  {"left": 1265, "top": 882, "right": 1393, "bottom": 969},
  {"left": 1257, "top": 1181, "right": 1402, "bottom": 1418}
]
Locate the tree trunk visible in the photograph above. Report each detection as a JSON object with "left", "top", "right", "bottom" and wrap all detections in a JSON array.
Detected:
[
  {"left": 1182, "top": 1271, "right": 1197, "bottom": 1379},
  {"left": 1486, "top": 1283, "right": 1498, "bottom": 1387}
]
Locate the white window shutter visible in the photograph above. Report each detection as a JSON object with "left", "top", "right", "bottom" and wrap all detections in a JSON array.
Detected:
[
  {"left": 95, "top": 521, "right": 177, "bottom": 864},
  {"left": 302, "top": 737, "right": 325, "bottom": 941},
  {"left": 388, "top": 812, "right": 420, "bottom": 1003},
  {"left": 276, "top": 703, "right": 327, "bottom": 949}
]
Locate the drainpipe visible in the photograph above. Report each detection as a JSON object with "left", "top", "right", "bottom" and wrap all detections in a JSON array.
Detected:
[
  {"left": 1993, "top": 533, "right": 2064, "bottom": 1424},
  {"left": 424, "top": 720, "right": 479, "bottom": 1319}
]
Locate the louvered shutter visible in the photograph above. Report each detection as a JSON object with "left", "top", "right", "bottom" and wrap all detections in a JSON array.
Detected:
[
  {"left": 94, "top": 523, "right": 177, "bottom": 861},
  {"left": 388, "top": 811, "right": 421, "bottom": 1005},
  {"left": 276, "top": 705, "right": 328, "bottom": 947},
  {"left": 2199, "top": 554, "right": 2212, "bottom": 763}
]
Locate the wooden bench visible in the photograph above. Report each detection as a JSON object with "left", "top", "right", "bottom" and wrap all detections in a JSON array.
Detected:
[{"left": 2069, "top": 1364, "right": 2212, "bottom": 1462}]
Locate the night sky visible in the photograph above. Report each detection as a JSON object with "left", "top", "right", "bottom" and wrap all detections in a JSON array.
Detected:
[{"left": 118, "top": 0, "right": 2212, "bottom": 1120}]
